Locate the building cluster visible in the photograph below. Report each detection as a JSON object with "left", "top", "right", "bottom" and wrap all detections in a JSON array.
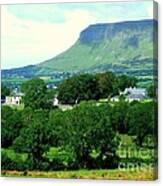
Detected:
[
  {"left": 1, "top": 87, "right": 148, "bottom": 106},
  {"left": 111, "top": 87, "right": 148, "bottom": 102}
]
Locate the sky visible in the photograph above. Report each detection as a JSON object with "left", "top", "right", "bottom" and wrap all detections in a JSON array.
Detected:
[{"left": 1, "top": 1, "right": 154, "bottom": 69}]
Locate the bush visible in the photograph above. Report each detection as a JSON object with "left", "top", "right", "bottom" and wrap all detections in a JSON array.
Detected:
[
  {"left": 1, "top": 151, "right": 27, "bottom": 171},
  {"left": 44, "top": 147, "right": 75, "bottom": 170}
]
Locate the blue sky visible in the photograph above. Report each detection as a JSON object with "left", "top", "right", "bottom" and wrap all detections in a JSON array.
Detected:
[{"left": 1, "top": 1, "right": 154, "bottom": 69}]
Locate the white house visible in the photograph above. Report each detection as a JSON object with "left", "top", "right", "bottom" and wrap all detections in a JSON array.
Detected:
[
  {"left": 126, "top": 93, "right": 146, "bottom": 102},
  {"left": 111, "top": 87, "right": 147, "bottom": 102},
  {"left": 5, "top": 92, "right": 24, "bottom": 105},
  {"left": 124, "top": 87, "right": 147, "bottom": 96},
  {"left": 5, "top": 95, "right": 22, "bottom": 105},
  {"left": 124, "top": 87, "right": 147, "bottom": 102}
]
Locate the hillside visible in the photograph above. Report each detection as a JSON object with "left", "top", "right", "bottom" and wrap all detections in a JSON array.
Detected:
[
  {"left": 38, "top": 19, "right": 157, "bottom": 76},
  {"left": 2, "top": 19, "right": 158, "bottom": 86}
]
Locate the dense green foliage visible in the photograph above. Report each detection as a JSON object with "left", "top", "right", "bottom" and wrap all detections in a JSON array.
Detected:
[
  {"left": 10, "top": 102, "right": 119, "bottom": 170},
  {"left": 48, "top": 102, "right": 119, "bottom": 169},
  {"left": 1, "top": 149, "right": 27, "bottom": 171},
  {"left": 1, "top": 85, "right": 10, "bottom": 96},
  {"left": 58, "top": 74, "right": 99, "bottom": 104},
  {"left": 147, "top": 83, "right": 157, "bottom": 99},
  {"left": 126, "top": 101, "right": 157, "bottom": 146},
  {"left": 58, "top": 72, "right": 137, "bottom": 104},
  {"left": 96, "top": 72, "right": 119, "bottom": 98},
  {"left": 1, "top": 100, "right": 157, "bottom": 171},
  {"left": 13, "top": 110, "right": 51, "bottom": 169},
  {"left": 1, "top": 106, "right": 23, "bottom": 148},
  {"left": 110, "top": 100, "right": 130, "bottom": 134},
  {"left": 21, "top": 78, "right": 54, "bottom": 110},
  {"left": 118, "top": 75, "right": 137, "bottom": 91}
]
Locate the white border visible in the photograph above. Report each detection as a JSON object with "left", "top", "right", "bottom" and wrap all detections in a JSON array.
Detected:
[
  {"left": 0, "top": 0, "right": 157, "bottom": 5},
  {"left": 0, "top": 0, "right": 162, "bottom": 185}
]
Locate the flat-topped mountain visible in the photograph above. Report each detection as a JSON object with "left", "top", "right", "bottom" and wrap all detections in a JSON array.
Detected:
[{"left": 2, "top": 19, "right": 158, "bottom": 80}]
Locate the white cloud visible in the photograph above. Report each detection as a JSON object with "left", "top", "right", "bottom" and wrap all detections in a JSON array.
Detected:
[{"left": 1, "top": 7, "right": 96, "bottom": 69}]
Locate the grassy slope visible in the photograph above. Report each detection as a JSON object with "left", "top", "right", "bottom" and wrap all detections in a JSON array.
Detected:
[{"left": 39, "top": 29, "right": 154, "bottom": 73}]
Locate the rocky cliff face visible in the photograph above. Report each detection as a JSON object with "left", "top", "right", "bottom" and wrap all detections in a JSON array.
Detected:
[{"left": 79, "top": 20, "right": 156, "bottom": 45}]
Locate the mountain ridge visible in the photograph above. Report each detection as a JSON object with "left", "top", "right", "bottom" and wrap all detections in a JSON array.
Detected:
[
  {"left": 38, "top": 19, "right": 157, "bottom": 73},
  {"left": 2, "top": 19, "right": 158, "bottom": 81}
]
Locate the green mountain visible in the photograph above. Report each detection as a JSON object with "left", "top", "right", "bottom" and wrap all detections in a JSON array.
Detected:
[
  {"left": 38, "top": 19, "right": 157, "bottom": 76},
  {"left": 2, "top": 19, "right": 157, "bottom": 83}
]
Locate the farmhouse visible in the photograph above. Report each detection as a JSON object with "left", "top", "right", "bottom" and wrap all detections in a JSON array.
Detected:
[
  {"left": 124, "top": 87, "right": 147, "bottom": 96},
  {"left": 126, "top": 93, "right": 147, "bottom": 102},
  {"left": 6, "top": 96, "right": 21, "bottom": 105},
  {"left": 5, "top": 92, "right": 24, "bottom": 105},
  {"left": 111, "top": 87, "right": 147, "bottom": 102},
  {"left": 124, "top": 87, "right": 147, "bottom": 102}
]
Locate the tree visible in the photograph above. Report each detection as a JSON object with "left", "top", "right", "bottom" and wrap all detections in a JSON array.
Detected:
[
  {"left": 21, "top": 78, "right": 53, "bottom": 110},
  {"left": 110, "top": 100, "right": 130, "bottom": 134},
  {"left": 13, "top": 110, "right": 51, "bottom": 169},
  {"left": 1, "top": 106, "right": 23, "bottom": 148},
  {"left": 1, "top": 85, "right": 10, "bottom": 96},
  {"left": 147, "top": 83, "right": 157, "bottom": 99},
  {"left": 126, "top": 101, "right": 157, "bottom": 146},
  {"left": 118, "top": 75, "right": 137, "bottom": 91},
  {"left": 96, "top": 72, "right": 119, "bottom": 98},
  {"left": 58, "top": 74, "right": 99, "bottom": 104}
]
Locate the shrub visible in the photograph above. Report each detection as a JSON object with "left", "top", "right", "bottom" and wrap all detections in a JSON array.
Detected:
[{"left": 1, "top": 151, "right": 26, "bottom": 171}]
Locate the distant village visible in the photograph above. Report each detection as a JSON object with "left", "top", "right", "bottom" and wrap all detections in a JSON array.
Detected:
[{"left": 1, "top": 84, "right": 150, "bottom": 110}]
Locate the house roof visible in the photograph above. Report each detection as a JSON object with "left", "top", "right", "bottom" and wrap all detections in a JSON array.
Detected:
[
  {"left": 127, "top": 93, "right": 146, "bottom": 100},
  {"left": 124, "top": 87, "right": 146, "bottom": 95},
  {"left": 13, "top": 92, "right": 25, "bottom": 97}
]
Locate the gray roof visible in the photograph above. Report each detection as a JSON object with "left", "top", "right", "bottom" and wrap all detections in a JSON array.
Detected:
[
  {"left": 125, "top": 88, "right": 146, "bottom": 95},
  {"left": 127, "top": 94, "right": 146, "bottom": 100},
  {"left": 13, "top": 92, "right": 25, "bottom": 97}
]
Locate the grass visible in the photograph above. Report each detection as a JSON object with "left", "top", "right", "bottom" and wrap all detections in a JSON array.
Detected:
[
  {"left": 39, "top": 27, "right": 154, "bottom": 73},
  {"left": 1, "top": 168, "right": 157, "bottom": 180},
  {"left": 7, "top": 104, "right": 24, "bottom": 110},
  {"left": 2, "top": 77, "right": 28, "bottom": 85}
]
